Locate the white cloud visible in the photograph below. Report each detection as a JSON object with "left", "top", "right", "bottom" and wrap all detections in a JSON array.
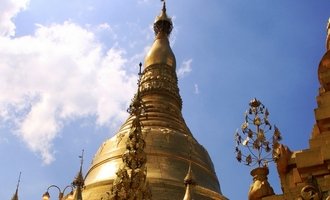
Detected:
[
  {"left": 96, "top": 23, "right": 118, "bottom": 40},
  {"left": 0, "top": 21, "right": 137, "bottom": 164},
  {"left": 169, "top": 15, "right": 177, "bottom": 45},
  {"left": 194, "top": 84, "right": 200, "bottom": 94},
  {"left": 0, "top": 0, "right": 30, "bottom": 37},
  {"left": 177, "top": 58, "right": 192, "bottom": 78},
  {"left": 97, "top": 23, "right": 111, "bottom": 31}
]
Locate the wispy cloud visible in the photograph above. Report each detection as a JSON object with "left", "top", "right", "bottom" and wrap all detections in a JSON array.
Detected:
[
  {"left": 0, "top": 21, "right": 137, "bottom": 164},
  {"left": 137, "top": 0, "right": 151, "bottom": 4},
  {"left": 169, "top": 16, "right": 177, "bottom": 45},
  {"left": 177, "top": 59, "right": 193, "bottom": 78},
  {"left": 194, "top": 83, "right": 200, "bottom": 94},
  {"left": 96, "top": 23, "right": 118, "bottom": 40}
]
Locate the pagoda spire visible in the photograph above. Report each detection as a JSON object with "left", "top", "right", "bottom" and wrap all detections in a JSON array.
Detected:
[
  {"left": 109, "top": 63, "right": 151, "bottom": 200},
  {"left": 153, "top": 0, "right": 172, "bottom": 36},
  {"left": 142, "top": 1, "right": 183, "bottom": 115},
  {"left": 11, "top": 172, "right": 21, "bottom": 200},
  {"left": 161, "top": 0, "right": 166, "bottom": 12},
  {"left": 72, "top": 150, "right": 84, "bottom": 200},
  {"left": 82, "top": 2, "right": 227, "bottom": 199}
]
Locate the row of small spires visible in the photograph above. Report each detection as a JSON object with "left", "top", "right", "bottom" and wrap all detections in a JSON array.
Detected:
[
  {"left": 10, "top": 157, "right": 196, "bottom": 200},
  {"left": 11, "top": 150, "right": 85, "bottom": 200}
]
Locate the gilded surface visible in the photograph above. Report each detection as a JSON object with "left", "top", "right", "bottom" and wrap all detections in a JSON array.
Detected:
[
  {"left": 248, "top": 167, "right": 274, "bottom": 200},
  {"left": 144, "top": 34, "right": 176, "bottom": 69},
  {"left": 183, "top": 163, "right": 196, "bottom": 200},
  {"left": 140, "top": 64, "right": 182, "bottom": 109},
  {"left": 108, "top": 87, "right": 151, "bottom": 200},
  {"left": 318, "top": 51, "right": 330, "bottom": 92},
  {"left": 82, "top": 2, "right": 227, "bottom": 200},
  {"left": 145, "top": 2, "right": 175, "bottom": 68}
]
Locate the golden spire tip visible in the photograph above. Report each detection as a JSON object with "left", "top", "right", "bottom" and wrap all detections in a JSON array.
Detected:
[{"left": 161, "top": 0, "right": 166, "bottom": 12}]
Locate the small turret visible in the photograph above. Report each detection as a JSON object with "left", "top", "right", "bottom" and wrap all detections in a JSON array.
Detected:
[
  {"left": 183, "top": 162, "right": 195, "bottom": 200},
  {"left": 72, "top": 150, "right": 85, "bottom": 200}
]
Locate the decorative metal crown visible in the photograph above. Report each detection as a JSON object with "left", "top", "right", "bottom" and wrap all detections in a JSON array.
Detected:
[{"left": 234, "top": 98, "right": 282, "bottom": 167}]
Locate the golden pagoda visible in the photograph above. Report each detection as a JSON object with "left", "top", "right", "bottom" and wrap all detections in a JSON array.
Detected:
[{"left": 82, "top": 2, "right": 227, "bottom": 200}]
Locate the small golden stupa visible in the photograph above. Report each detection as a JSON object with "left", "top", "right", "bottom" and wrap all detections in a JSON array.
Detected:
[{"left": 82, "top": 2, "right": 227, "bottom": 200}]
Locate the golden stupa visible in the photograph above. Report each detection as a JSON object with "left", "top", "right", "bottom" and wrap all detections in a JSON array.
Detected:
[{"left": 82, "top": 3, "right": 227, "bottom": 200}]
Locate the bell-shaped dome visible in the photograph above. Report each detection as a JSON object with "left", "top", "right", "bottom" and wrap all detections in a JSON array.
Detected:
[{"left": 82, "top": 3, "right": 227, "bottom": 200}]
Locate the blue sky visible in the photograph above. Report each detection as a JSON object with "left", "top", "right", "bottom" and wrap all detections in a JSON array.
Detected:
[{"left": 0, "top": 0, "right": 329, "bottom": 199}]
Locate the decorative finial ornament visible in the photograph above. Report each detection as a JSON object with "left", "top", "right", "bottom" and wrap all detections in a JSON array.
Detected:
[
  {"left": 154, "top": 0, "right": 173, "bottom": 36},
  {"left": 138, "top": 62, "right": 143, "bottom": 77},
  {"left": 72, "top": 150, "right": 84, "bottom": 200},
  {"left": 138, "top": 62, "right": 143, "bottom": 95},
  {"left": 235, "top": 98, "right": 278, "bottom": 200},
  {"left": 80, "top": 149, "right": 84, "bottom": 165},
  {"left": 161, "top": 0, "right": 166, "bottom": 12},
  {"left": 234, "top": 98, "right": 282, "bottom": 167},
  {"left": 127, "top": 63, "right": 146, "bottom": 117},
  {"left": 109, "top": 64, "right": 151, "bottom": 200},
  {"left": 296, "top": 176, "right": 323, "bottom": 200},
  {"left": 11, "top": 172, "right": 21, "bottom": 200}
]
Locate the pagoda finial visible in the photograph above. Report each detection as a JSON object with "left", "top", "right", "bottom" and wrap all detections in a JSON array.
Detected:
[
  {"left": 137, "top": 62, "right": 143, "bottom": 96},
  {"left": 153, "top": 0, "right": 173, "bottom": 36},
  {"left": 235, "top": 98, "right": 278, "bottom": 200},
  {"left": 161, "top": 0, "right": 166, "bottom": 12},
  {"left": 80, "top": 149, "right": 84, "bottom": 169},
  {"left": 127, "top": 63, "right": 145, "bottom": 116},
  {"left": 234, "top": 98, "right": 282, "bottom": 167},
  {"left": 11, "top": 172, "right": 21, "bottom": 200}
]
